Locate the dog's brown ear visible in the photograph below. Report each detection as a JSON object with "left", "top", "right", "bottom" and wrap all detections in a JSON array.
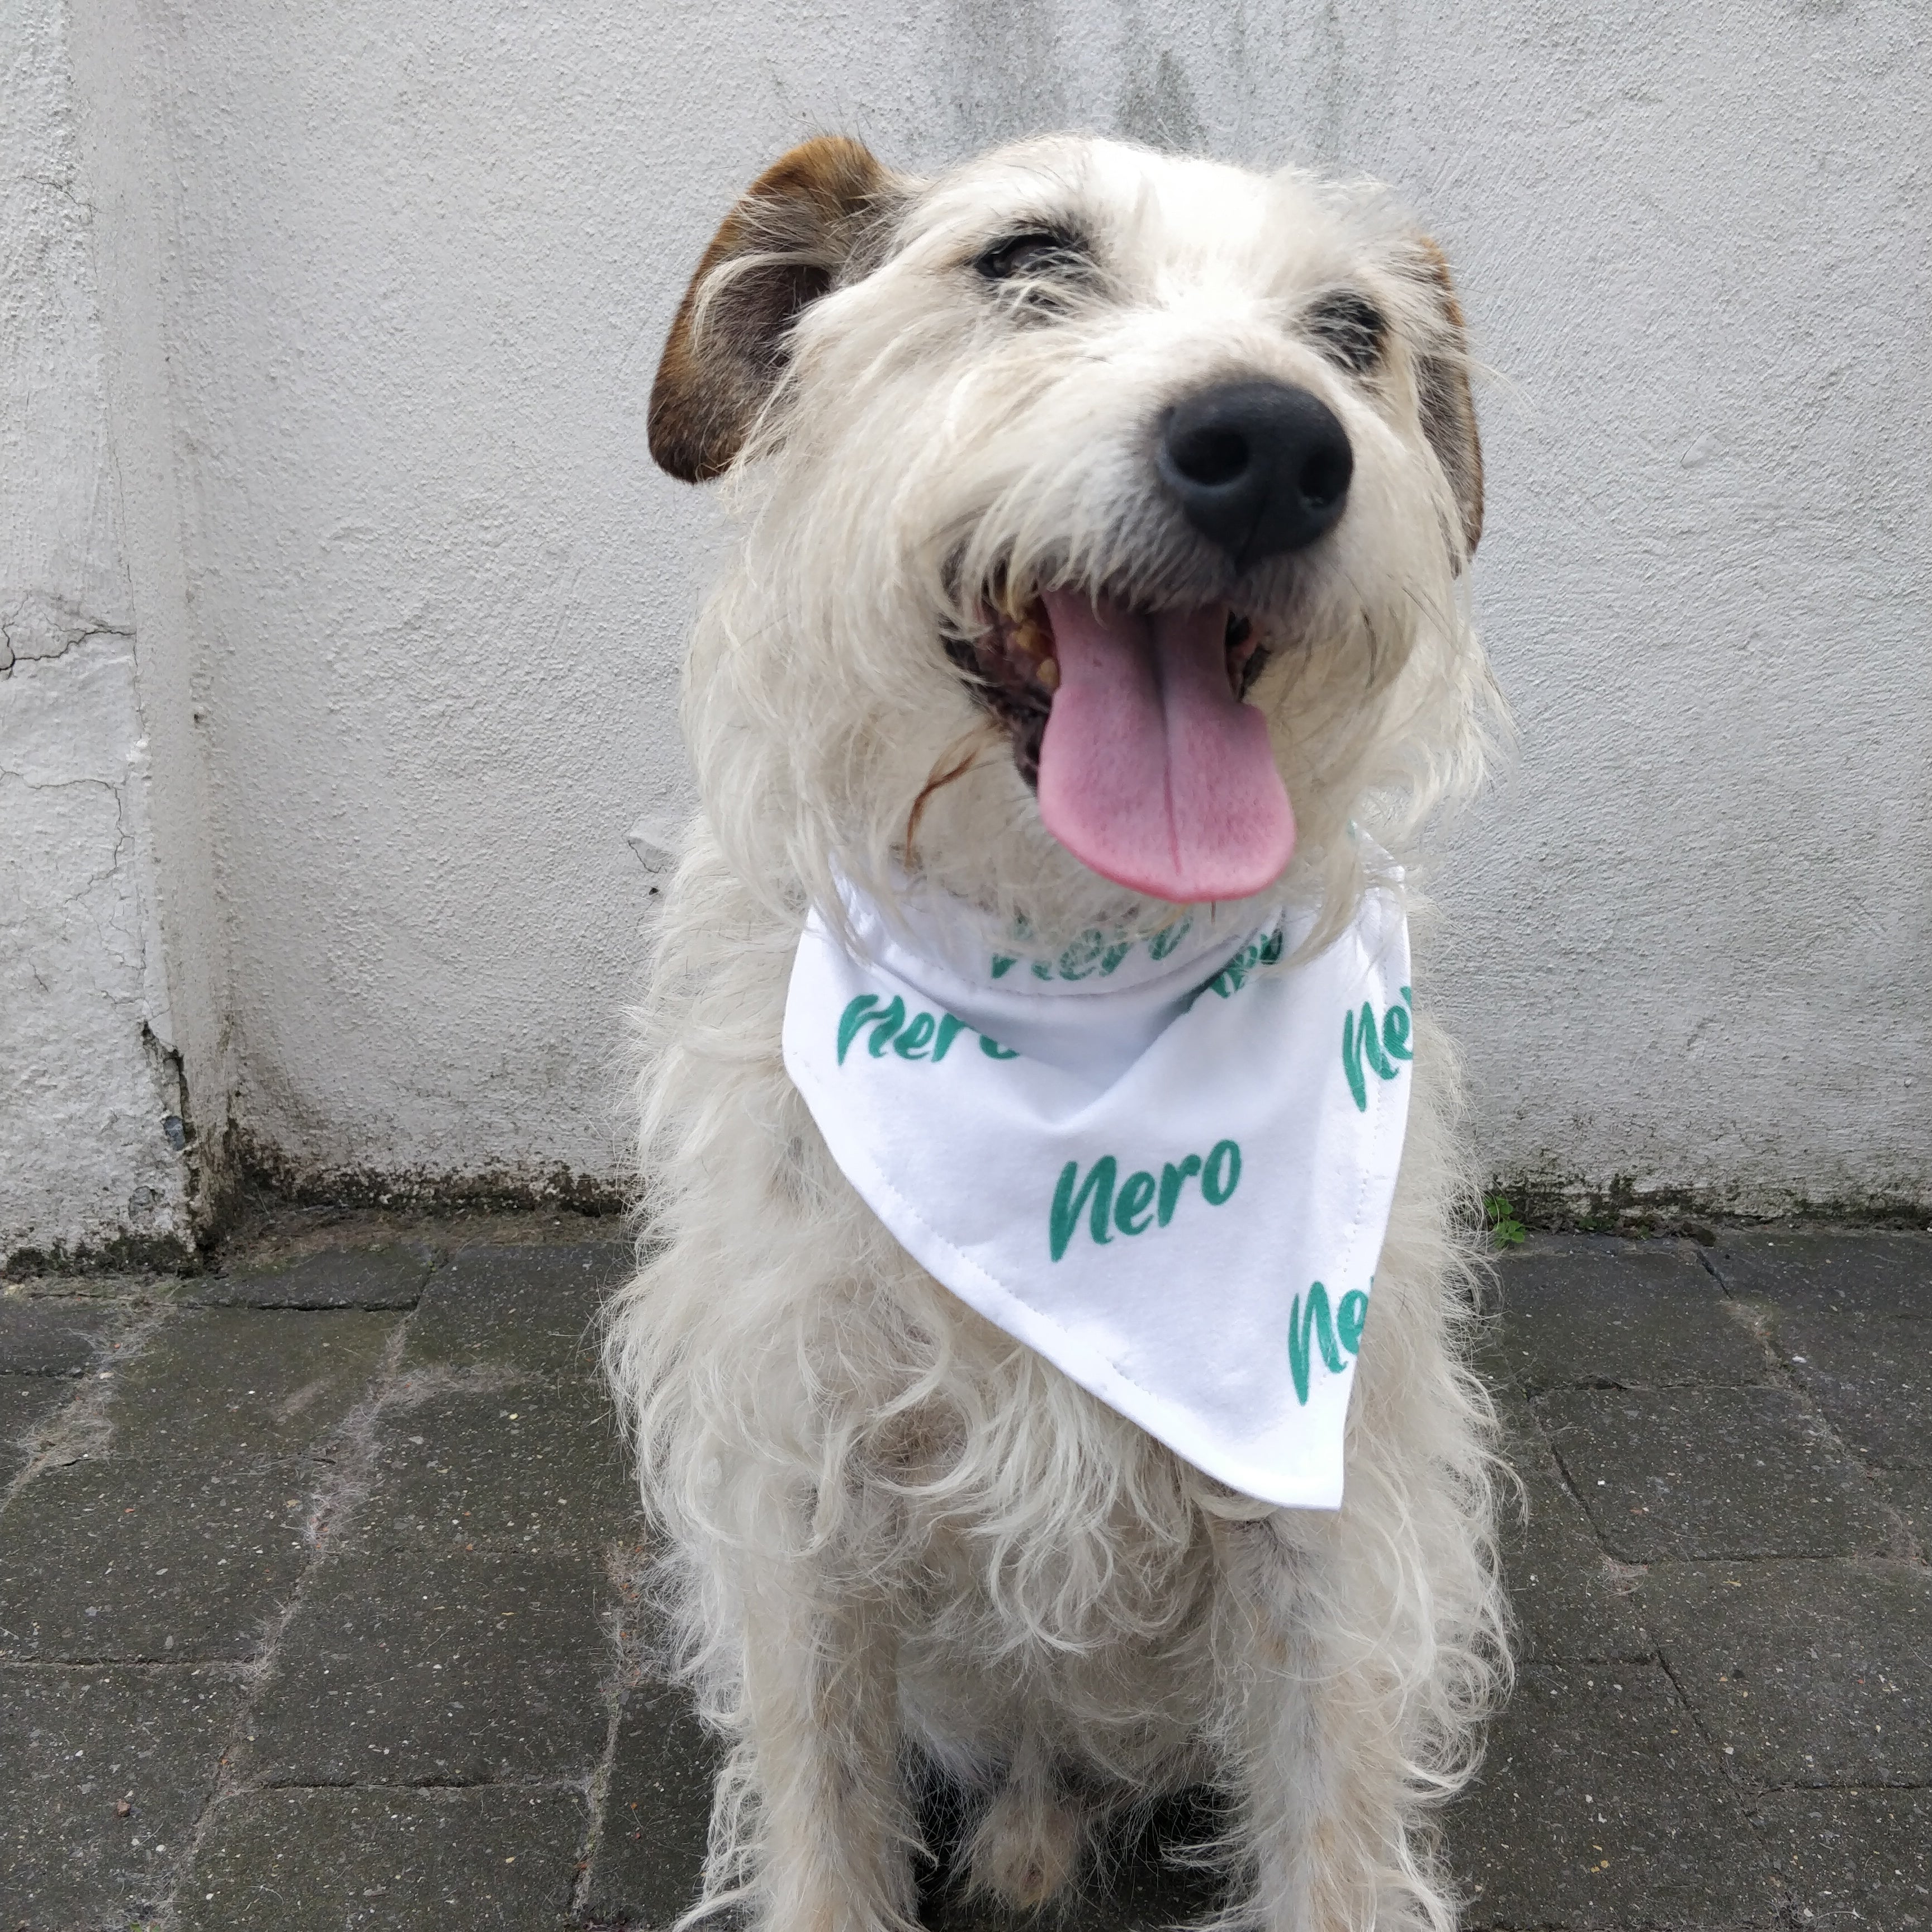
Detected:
[
  {"left": 649, "top": 136, "right": 895, "bottom": 482},
  {"left": 1408, "top": 238, "right": 1484, "bottom": 561}
]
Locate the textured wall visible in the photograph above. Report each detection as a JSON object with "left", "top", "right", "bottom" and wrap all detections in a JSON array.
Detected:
[
  {"left": 50, "top": 0, "right": 1932, "bottom": 1225},
  {"left": 1, "top": 0, "right": 190, "bottom": 1263}
]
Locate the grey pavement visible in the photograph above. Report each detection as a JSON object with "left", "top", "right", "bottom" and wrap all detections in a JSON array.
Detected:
[{"left": 1, "top": 1222, "right": 1927, "bottom": 1929}]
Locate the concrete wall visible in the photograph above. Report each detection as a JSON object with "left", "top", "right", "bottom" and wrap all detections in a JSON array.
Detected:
[
  {"left": 7, "top": 0, "right": 1926, "bottom": 1256},
  {"left": 1, "top": 0, "right": 193, "bottom": 1263}
]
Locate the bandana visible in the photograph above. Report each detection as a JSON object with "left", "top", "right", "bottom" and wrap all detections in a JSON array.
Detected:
[{"left": 780, "top": 872, "right": 1413, "bottom": 1509}]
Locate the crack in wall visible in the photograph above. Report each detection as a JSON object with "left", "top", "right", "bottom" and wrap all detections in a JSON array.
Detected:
[{"left": 0, "top": 613, "right": 136, "bottom": 677}]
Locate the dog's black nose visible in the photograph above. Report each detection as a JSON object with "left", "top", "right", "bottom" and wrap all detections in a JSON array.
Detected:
[{"left": 1158, "top": 381, "right": 1353, "bottom": 567}]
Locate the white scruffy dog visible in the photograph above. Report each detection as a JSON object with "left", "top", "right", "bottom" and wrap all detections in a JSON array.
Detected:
[{"left": 606, "top": 132, "right": 1509, "bottom": 1932}]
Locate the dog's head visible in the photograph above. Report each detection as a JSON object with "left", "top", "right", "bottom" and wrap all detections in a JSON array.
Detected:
[{"left": 650, "top": 134, "right": 1498, "bottom": 941}]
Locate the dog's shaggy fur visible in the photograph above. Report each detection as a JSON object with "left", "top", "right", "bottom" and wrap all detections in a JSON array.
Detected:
[{"left": 604, "top": 133, "right": 1511, "bottom": 1932}]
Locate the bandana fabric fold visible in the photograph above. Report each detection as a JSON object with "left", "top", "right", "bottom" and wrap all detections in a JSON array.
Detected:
[{"left": 780, "top": 874, "right": 1413, "bottom": 1509}]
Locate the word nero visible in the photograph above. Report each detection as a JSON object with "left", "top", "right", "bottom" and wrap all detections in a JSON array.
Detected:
[
  {"left": 836, "top": 993, "right": 1019, "bottom": 1066},
  {"left": 1050, "top": 1140, "right": 1242, "bottom": 1261}
]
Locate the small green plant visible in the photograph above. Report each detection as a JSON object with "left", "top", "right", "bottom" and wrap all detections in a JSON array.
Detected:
[{"left": 1484, "top": 1193, "right": 1527, "bottom": 1248}]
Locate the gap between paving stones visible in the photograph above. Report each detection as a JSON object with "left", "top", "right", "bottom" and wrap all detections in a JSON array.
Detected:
[
  {"left": 168, "top": 1247, "right": 646, "bottom": 1928},
  {"left": 1, "top": 1234, "right": 650, "bottom": 1930}
]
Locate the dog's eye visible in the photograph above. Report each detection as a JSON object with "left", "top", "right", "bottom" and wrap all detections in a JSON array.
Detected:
[
  {"left": 1304, "top": 291, "right": 1388, "bottom": 374},
  {"left": 973, "top": 229, "right": 1090, "bottom": 285}
]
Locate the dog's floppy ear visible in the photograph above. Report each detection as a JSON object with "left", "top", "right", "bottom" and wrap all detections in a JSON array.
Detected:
[
  {"left": 649, "top": 136, "right": 896, "bottom": 482},
  {"left": 1408, "top": 238, "right": 1484, "bottom": 561}
]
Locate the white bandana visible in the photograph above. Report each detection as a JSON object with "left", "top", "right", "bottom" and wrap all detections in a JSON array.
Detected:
[{"left": 780, "top": 872, "right": 1413, "bottom": 1509}]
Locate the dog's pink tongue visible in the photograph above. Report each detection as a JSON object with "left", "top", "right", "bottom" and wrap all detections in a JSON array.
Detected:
[{"left": 1036, "top": 592, "right": 1296, "bottom": 903}]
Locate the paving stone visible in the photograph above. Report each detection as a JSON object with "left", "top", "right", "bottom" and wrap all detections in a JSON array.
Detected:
[
  {"left": 1447, "top": 1661, "right": 1779, "bottom": 1930},
  {"left": 107, "top": 1307, "right": 399, "bottom": 1461},
  {"left": 1640, "top": 1560, "right": 1932, "bottom": 1785},
  {"left": 188, "top": 1243, "right": 436, "bottom": 1308},
  {"left": 0, "top": 1374, "right": 77, "bottom": 1481},
  {"left": 1772, "top": 1306, "right": 1932, "bottom": 1468},
  {"left": 1874, "top": 1467, "right": 1932, "bottom": 1550},
  {"left": 402, "top": 1241, "right": 628, "bottom": 1378},
  {"left": 1540, "top": 1385, "right": 1892, "bottom": 1561},
  {"left": 247, "top": 1541, "right": 613, "bottom": 1784},
  {"left": 0, "top": 1294, "right": 116, "bottom": 1374},
  {"left": 1495, "top": 1403, "right": 1651, "bottom": 1664},
  {"left": 1753, "top": 1786, "right": 1932, "bottom": 1929},
  {"left": 368, "top": 1382, "right": 639, "bottom": 1551},
  {"left": 1710, "top": 1230, "right": 1932, "bottom": 1315},
  {"left": 0, "top": 1457, "right": 317, "bottom": 1660},
  {"left": 1489, "top": 1239, "right": 1772, "bottom": 1391},
  {"left": 176, "top": 1784, "right": 585, "bottom": 1931},
  {"left": 584, "top": 1680, "right": 720, "bottom": 1926},
  {"left": 0, "top": 1662, "right": 240, "bottom": 1928}
]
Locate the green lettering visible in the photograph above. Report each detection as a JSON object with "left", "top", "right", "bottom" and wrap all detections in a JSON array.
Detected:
[
  {"left": 1114, "top": 1171, "right": 1156, "bottom": 1235},
  {"left": 1157, "top": 1154, "right": 1202, "bottom": 1227},
  {"left": 1342, "top": 1007, "right": 1368, "bottom": 1111},
  {"left": 1381, "top": 1002, "right": 1412, "bottom": 1062},
  {"left": 932, "top": 1013, "right": 967, "bottom": 1061},
  {"left": 1146, "top": 916, "right": 1194, "bottom": 960},
  {"left": 894, "top": 1012, "right": 936, "bottom": 1059},
  {"left": 1055, "top": 931, "right": 1121, "bottom": 979},
  {"left": 1358, "top": 1001, "right": 1398, "bottom": 1078},
  {"left": 990, "top": 954, "right": 1017, "bottom": 978},
  {"left": 1201, "top": 1139, "right": 1242, "bottom": 1206},
  {"left": 1336, "top": 1289, "right": 1368, "bottom": 1356},
  {"left": 979, "top": 1034, "right": 1019, "bottom": 1059},
  {"left": 1289, "top": 1283, "right": 1347, "bottom": 1405},
  {"left": 837, "top": 995, "right": 880, "bottom": 1066},
  {"left": 864, "top": 995, "right": 906, "bottom": 1057},
  {"left": 1050, "top": 1157, "right": 1117, "bottom": 1261}
]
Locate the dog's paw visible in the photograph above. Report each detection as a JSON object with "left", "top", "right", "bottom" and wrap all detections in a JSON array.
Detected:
[{"left": 964, "top": 1787, "right": 1086, "bottom": 1911}]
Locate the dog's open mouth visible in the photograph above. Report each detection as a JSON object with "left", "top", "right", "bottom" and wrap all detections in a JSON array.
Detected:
[{"left": 955, "top": 591, "right": 1297, "bottom": 903}]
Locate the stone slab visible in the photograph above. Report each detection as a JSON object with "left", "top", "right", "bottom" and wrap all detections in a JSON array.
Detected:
[
  {"left": 0, "top": 1661, "right": 240, "bottom": 1929},
  {"left": 107, "top": 1307, "right": 399, "bottom": 1462},
  {"left": 1773, "top": 1307, "right": 1932, "bottom": 1468},
  {"left": 1489, "top": 1239, "right": 1772, "bottom": 1391},
  {"left": 1875, "top": 1466, "right": 1932, "bottom": 1551},
  {"left": 402, "top": 1242, "right": 628, "bottom": 1379},
  {"left": 175, "top": 1784, "right": 585, "bottom": 1931},
  {"left": 1753, "top": 1787, "right": 1932, "bottom": 1930},
  {"left": 0, "top": 1457, "right": 317, "bottom": 1661},
  {"left": 367, "top": 1382, "right": 639, "bottom": 1551},
  {"left": 1540, "top": 1385, "right": 1892, "bottom": 1561},
  {"left": 1495, "top": 1403, "right": 1651, "bottom": 1664},
  {"left": 0, "top": 1372, "right": 77, "bottom": 1480},
  {"left": 187, "top": 1243, "right": 436, "bottom": 1309},
  {"left": 1639, "top": 1560, "right": 1932, "bottom": 1785},
  {"left": 1709, "top": 1230, "right": 1932, "bottom": 1315},
  {"left": 0, "top": 1293, "right": 116, "bottom": 1374},
  {"left": 584, "top": 1681, "right": 720, "bottom": 1927},
  {"left": 247, "top": 1541, "right": 613, "bottom": 1785},
  {"left": 1447, "top": 1662, "right": 1779, "bottom": 1930}
]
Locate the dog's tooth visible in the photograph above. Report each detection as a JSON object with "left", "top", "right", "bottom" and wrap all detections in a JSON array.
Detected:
[{"left": 1037, "top": 656, "right": 1060, "bottom": 693}]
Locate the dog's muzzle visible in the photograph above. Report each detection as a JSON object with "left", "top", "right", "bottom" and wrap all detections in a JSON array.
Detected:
[{"left": 1158, "top": 381, "right": 1353, "bottom": 571}]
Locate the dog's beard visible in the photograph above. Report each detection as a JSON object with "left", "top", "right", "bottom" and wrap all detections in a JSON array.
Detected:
[{"left": 955, "top": 591, "right": 1296, "bottom": 905}]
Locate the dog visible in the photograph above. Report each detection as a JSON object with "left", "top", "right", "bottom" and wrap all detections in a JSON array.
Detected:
[{"left": 605, "top": 132, "right": 1510, "bottom": 1932}]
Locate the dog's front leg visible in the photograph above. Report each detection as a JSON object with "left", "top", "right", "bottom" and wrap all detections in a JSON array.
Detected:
[
  {"left": 1213, "top": 1515, "right": 1446, "bottom": 1932},
  {"left": 736, "top": 1575, "right": 917, "bottom": 1932}
]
